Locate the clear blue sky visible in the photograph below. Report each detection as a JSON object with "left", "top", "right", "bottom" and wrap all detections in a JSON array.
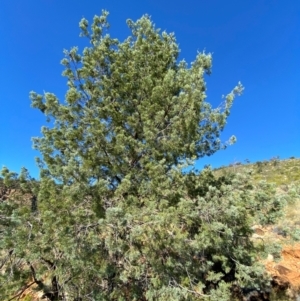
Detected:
[{"left": 1, "top": 0, "right": 299, "bottom": 179}]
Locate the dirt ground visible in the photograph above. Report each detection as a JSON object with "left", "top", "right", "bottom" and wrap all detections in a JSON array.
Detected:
[{"left": 264, "top": 243, "right": 300, "bottom": 293}]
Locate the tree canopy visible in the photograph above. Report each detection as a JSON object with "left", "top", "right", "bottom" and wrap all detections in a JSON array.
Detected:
[{"left": 0, "top": 11, "right": 284, "bottom": 301}]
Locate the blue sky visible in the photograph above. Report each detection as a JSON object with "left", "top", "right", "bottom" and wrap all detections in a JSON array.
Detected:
[{"left": 0, "top": 0, "right": 299, "bottom": 179}]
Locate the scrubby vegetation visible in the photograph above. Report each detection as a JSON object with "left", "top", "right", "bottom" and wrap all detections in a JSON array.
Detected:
[
  {"left": 1, "top": 158, "right": 299, "bottom": 300},
  {"left": 215, "top": 157, "right": 300, "bottom": 244}
]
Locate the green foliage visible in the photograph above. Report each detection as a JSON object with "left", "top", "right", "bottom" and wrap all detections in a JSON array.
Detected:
[{"left": 0, "top": 11, "right": 289, "bottom": 301}]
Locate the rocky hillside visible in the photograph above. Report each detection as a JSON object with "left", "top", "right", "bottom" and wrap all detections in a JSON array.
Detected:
[{"left": 214, "top": 157, "right": 300, "bottom": 300}]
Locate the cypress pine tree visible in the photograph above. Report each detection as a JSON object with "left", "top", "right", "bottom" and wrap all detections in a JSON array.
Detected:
[{"left": 0, "top": 11, "right": 284, "bottom": 300}]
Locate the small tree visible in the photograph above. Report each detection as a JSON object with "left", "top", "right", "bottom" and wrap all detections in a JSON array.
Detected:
[{"left": 1, "top": 11, "right": 283, "bottom": 300}]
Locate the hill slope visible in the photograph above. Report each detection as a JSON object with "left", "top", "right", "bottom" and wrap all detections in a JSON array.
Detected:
[{"left": 215, "top": 157, "right": 300, "bottom": 300}]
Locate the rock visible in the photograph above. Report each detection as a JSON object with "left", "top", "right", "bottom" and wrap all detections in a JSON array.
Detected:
[
  {"left": 251, "top": 225, "right": 265, "bottom": 236},
  {"left": 266, "top": 254, "right": 274, "bottom": 262},
  {"left": 272, "top": 226, "right": 287, "bottom": 237},
  {"left": 275, "top": 264, "right": 292, "bottom": 276},
  {"left": 255, "top": 228, "right": 265, "bottom": 236},
  {"left": 252, "top": 234, "right": 264, "bottom": 239},
  {"left": 265, "top": 243, "right": 300, "bottom": 297}
]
